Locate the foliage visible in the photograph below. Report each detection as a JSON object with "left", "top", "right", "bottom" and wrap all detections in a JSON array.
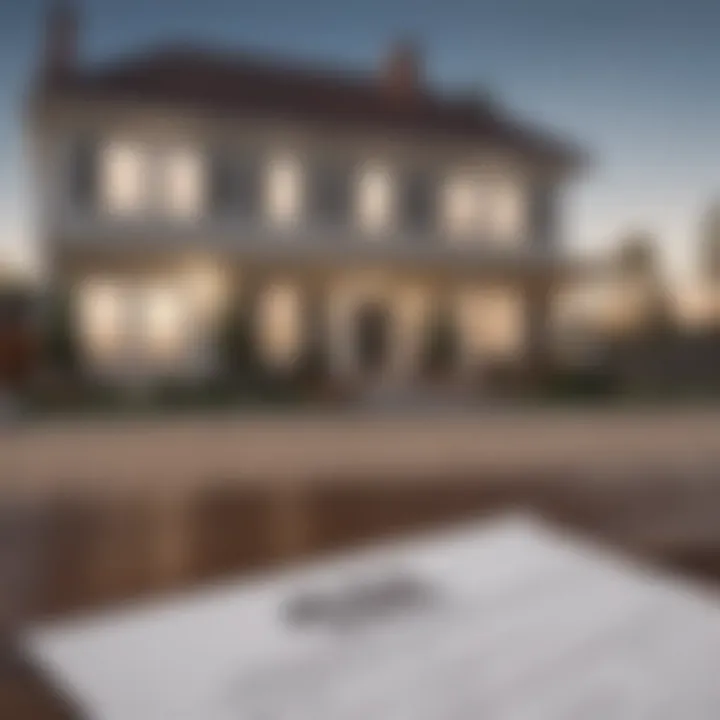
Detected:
[
  {"left": 215, "top": 292, "right": 259, "bottom": 382},
  {"left": 541, "top": 367, "right": 620, "bottom": 402},
  {"left": 700, "top": 202, "right": 720, "bottom": 283},
  {"left": 43, "top": 287, "right": 80, "bottom": 376},
  {"left": 615, "top": 230, "right": 658, "bottom": 281}
]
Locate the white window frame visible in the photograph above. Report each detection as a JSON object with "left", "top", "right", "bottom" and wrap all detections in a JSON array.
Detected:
[
  {"left": 159, "top": 146, "right": 206, "bottom": 220},
  {"left": 356, "top": 161, "right": 395, "bottom": 235},
  {"left": 443, "top": 169, "right": 526, "bottom": 243},
  {"left": 265, "top": 153, "right": 303, "bottom": 228},
  {"left": 100, "top": 140, "right": 149, "bottom": 217}
]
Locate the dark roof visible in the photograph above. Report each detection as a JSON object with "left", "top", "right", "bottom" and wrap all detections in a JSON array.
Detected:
[{"left": 38, "top": 45, "right": 583, "bottom": 170}]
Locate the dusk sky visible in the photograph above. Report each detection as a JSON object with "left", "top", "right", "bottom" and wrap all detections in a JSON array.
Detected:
[{"left": 1, "top": 0, "right": 719, "bottom": 283}]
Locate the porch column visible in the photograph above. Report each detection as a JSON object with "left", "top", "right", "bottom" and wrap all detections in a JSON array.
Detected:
[
  {"left": 327, "top": 284, "right": 358, "bottom": 379},
  {"left": 524, "top": 279, "right": 554, "bottom": 382},
  {"left": 454, "top": 289, "right": 482, "bottom": 379},
  {"left": 389, "top": 287, "right": 428, "bottom": 381}
]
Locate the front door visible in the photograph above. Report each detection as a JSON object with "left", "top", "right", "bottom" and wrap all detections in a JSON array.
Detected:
[{"left": 354, "top": 302, "right": 391, "bottom": 376}]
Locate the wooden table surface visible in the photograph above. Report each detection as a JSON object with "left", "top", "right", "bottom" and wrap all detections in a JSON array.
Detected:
[{"left": 3, "top": 408, "right": 720, "bottom": 499}]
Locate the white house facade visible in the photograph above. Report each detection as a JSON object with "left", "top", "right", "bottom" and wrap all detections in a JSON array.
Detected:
[{"left": 28, "top": 4, "right": 583, "bottom": 389}]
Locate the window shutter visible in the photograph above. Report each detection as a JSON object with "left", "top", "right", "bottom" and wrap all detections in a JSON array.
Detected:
[
  {"left": 312, "top": 162, "right": 350, "bottom": 226},
  {"left": 210, "top": 151, "right": 260, "bottom": 218},
  {"left": 403, "top": 170, "right": 435, "bottom": 235},
  {"left": 69, "top": 136, "right": 98, "bottom": 212}
]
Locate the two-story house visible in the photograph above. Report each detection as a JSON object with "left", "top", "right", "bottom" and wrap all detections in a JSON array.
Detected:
[{"left": 28, "top": 3, "right": 583, "bottom": 388}]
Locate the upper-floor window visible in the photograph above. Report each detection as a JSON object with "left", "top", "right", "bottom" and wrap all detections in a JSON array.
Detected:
[
  {"left": 97, "top": 141, "right": 206, "bottom": 220},
  {"left": 79, "top": 136, "right": 530, "bottom": 244},
  {"left": 356, "top": 162, "right": 394, "bottom": 234},
  {"left": 100, "top": 141, "right": 149, "bottom": 216},
  {"left": 443, "top": 173, "right": 478, "bottom": 238},
  {"left": 483, "top": 175, "right": 525, "bottom": 241},
  {"left": 159, "top": 147, "right": 205, "bottom": 220},
  {"left": 265, "top": 153, "right": 303, "bottom": 227},
  {"left": 209, "top": 151, "right": 260, "bottom": 218},
  {"left": 442, "top": 170, "right": 526, "bottom": 242},
  {"left": 310, "top": 162, "right": 352, "bottom": 226}
]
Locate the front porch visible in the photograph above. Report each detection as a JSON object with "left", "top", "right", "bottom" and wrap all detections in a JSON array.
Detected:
[{"left": 60, "top": 251, "right": 563, "bottom": 393}]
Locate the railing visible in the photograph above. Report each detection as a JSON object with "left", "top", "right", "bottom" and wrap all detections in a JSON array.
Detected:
[{"left": 52, "top": 208, "right": 540, "bottom": 265}]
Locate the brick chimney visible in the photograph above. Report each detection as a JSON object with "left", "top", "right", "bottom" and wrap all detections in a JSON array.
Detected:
[
  {"left": 43, "top": 1, "right": 79, "bottom": 80},
  {"left": 381, "top": 39, "right": 423, "bottom": 98}
]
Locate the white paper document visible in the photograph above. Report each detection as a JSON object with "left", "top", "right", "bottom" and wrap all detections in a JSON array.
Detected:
[{"left": 23, "top": 515, "right": 720, "bottom": 719}]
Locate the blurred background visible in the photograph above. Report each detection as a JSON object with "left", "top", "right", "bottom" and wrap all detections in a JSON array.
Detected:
[{"left": 1, "top": 1, "right": 720, "bottom": 717}]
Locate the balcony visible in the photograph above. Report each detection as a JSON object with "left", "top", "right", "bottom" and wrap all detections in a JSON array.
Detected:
[{"left": 52, "top": 203, "right": 558, "bottom": 276}]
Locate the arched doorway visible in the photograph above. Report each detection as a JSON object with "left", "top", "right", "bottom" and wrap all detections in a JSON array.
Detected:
[{"left": 354, "top": 302, "right": 391, "bottom": 375}]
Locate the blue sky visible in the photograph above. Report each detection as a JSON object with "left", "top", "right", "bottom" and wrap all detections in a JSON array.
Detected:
[{"left": 1, "top": 0, "right": 719, "bottom": 281}]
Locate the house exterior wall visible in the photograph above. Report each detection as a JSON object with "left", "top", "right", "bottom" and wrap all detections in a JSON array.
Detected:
[
  {"left": 31, "top": 102, "right": 562, "bottom": 261},
  {"left": 62, "top": 252, "right": 529, "bottom": 385},
  {"left": 30, "top": 92, "right": 570, "bottom": 386}
]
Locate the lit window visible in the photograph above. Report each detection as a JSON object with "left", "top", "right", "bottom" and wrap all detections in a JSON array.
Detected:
[
  {"left": 101, "top": 141, "right": 148, "bottom": 216},
  {"left": 257, "top": 284, "right": 303, "bottom": 367},
  {"left": 266, "top": 154, "right": 303, "bottom": 227},
  {"left": 77, "top": 280, "right": 128, "bottom": 363},
  {"left": 444, "top": 171, "right": 526, "bottom": 242},
  {"left": 357, "top": 163, "right": 394, "bottom": 234},
  {"left": 457, "top": 288, "right": 524, "bottom": 358},
  {"left": 142, "top": 286, "right": 188, "bottom": 363},
  {"left": 485, "top": 177, "right": 525, "bottom": 240},
  {"left": 161, "top": 148, "right": 205, "bottom": 220}
]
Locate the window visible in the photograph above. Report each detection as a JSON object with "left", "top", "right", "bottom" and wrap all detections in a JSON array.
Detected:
[
  {"left": 401, "top": 170, "right": 435, "bottom": 234},
  {"left": 456, "top": 288, "right": 524, "bottom": 359},
  {"left": 100, "top": 141, "right": 148, "bottom": 216},
  {"left": 356, "top": 163, "right": 394, "bottom": 234},
  {"left": 265, "top": 154, "right": 303, "bottom": 227},
  {"left": 484, "top": 176, "right": 525, "bottom": 241},
  {"left": 142, "top": 285, "right": 189, "bottom": 364},
  {"left": 78, "top": 279, "right": 196, "bottom": 373},
  {"left": 160, "top": 147, "right": 205, "bottom": 220},
  {"left": 77, "top": 280, "right": 128, "bottom": 364},
  {"left": 256, "top": 284, "right": 303, "bottom": 368},
  {"left": 443, "top": 170, "right": 526, "bottom": 242},
  {"left": 310, "top": 162, "right": 351, "bottom": 226}
]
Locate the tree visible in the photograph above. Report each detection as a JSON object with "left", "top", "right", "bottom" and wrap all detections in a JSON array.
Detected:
[
  {"left": 0, "top": 287, "right": 38, "bottom": 392},
  {"left": 215, "top": 290, "right": 258, "bottom": 382},
  {"left": 699, "top": 202, "right": 720, "bottom": 284},
  {"left": 614, "top": 231, "right": 672, "bottom": 334},
  {"left": 44, "top": 287, "right": 80, "bottom": 377},
  {"left": 615, "top": 230, "right": 658, "bottom": 283},
  {"left": 699, "top": 202, "right": 720, "bottom": 328}
]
